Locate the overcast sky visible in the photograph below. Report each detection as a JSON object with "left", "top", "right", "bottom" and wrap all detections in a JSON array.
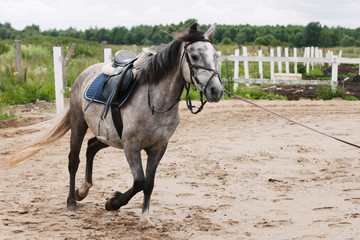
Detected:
[{"left": 1, "top": 0, "right": 360, "bottom": 31}]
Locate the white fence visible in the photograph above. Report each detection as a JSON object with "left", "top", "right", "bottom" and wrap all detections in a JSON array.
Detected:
[
  {"left": 219, "top": 46, "right": 360, "bottom": 91},
  {"left": 53, "top": 46, "right": 360, "bottom": 113}
]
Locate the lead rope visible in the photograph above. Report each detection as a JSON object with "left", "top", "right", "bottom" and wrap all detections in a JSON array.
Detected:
[{"left": 225, "top": 90, "right": 360, "bottom": 149}]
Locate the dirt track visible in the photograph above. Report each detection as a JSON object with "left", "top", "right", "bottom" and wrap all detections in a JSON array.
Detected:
[{"left": 1, "top": 99, "right": 360, "bottom": 239}]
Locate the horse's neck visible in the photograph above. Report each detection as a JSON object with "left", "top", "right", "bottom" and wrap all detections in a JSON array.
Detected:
[{"left": 149, "top": 68, "right": 184, "bottom": 112}]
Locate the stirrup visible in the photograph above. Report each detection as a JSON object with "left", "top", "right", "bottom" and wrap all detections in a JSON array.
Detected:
[{"left": 97, "top": 118, "right": 109, "bottom": 140}]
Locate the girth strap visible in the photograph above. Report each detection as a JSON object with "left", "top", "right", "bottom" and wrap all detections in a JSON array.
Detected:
[{"left": 111, "top": 107, "right": 123, "bottom": 139}]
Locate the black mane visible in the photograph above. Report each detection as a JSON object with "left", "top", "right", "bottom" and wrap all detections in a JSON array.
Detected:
[{"left": 136, "top": 29, "right": 206, "bottom": 84}]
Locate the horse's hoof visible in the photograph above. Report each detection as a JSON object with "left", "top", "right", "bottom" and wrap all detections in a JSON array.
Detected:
[
  {"left": 67, "top": 203, "right": 80, "bottom": 211},
  {"left": 67, "top": 198, "right": 80, "bottom": 211},
  {"left": 75, "top": 188, "right": 86, "bottom": 201},
  {"left": 105, "top": 199, "right": 113, "bottom": 211},
  {"left": 105, "top": 191, "right": 123, "bottom": 211}
]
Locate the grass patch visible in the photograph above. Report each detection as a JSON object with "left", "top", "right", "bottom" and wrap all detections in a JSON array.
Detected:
[
  {"left": 0, "top": 37, "right": 103, "bottom": 106},
  {"left": 234, "top": 85, "right": 286, "bottom": 100},
  {"left": 223, "top": 83, "right": 286, "bottom": 100},
  {"left": 0, "top": 104, "right": 21, "bottom": 120},
  {"left": 316, "top": 85, "right": 345, "bottom": 100}
]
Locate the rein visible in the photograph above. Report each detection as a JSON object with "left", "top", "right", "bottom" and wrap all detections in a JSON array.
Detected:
[
  {"left": 225, "top": 90, "right": 360, "bottom": 149},
  {"left": 147, "top": 82, "right": 183, "bottom": 115}
]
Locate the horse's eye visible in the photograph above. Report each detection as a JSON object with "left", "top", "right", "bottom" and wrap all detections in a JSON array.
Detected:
[{"left": 191, "top": 54, "right": 199, "bottom": 61}]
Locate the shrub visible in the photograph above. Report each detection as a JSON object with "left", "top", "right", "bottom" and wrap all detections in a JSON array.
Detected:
[
  {"left": 344, "top": 95, "right": 358, "bottom": 101},
  {"left": 21, "top": 44, "right": 51, "bottom": 59},
  {"left": 0, "top": 108, "right": 17, "bottom": 120},
  {"left": 221, "top": 37, "right": 233, "bottom": 45},
  {"left": 234, "top": 84, "right": 286, "bottom": 100},
  {"left": 0, "top": 41, "right": 9, "bottom": 55},
  {"left": 316, "top": 86, "right": 344, "bottom": 100}
]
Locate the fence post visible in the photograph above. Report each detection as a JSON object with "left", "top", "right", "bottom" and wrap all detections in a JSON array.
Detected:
[
  {"left": 102, "top": 41, "right": 107, "bottom": 62},
  {"left": 315, "top": 47, "right": 319, "bottom": 66},
  {"left": 277, "top": 47, "right": 282, "bottom": 73},
  {"left": 305, "top": 47, "right": 310, "bottom": 74},
  {"left": 53, "top": 46, "right": 64, "bottom": 114},
  {"left": 216, "top": 51, "right": 222, "bottom": 82},
  {"left": 331, "top": 57, "right": 338, "bottom": 92},
  {"left": 14, "top": 40, "right": 22, "bottom": 81},
  {"left": 294, "top": 48, "right": 297, "bottom": 73},
  {"left": 243, "top": 46, "right": 249, "bottom": 80},
  {"left": 132, "top": 44, "right": 137, "bottom": 55},
  {"left": 319, "top": 48, "right": 324, "bottom": 66},
  {"left": 258, "top": 50, "right": 263, "bottom": 79},
  {"left": 103, "top": 48, "right": 112, "bottom": 64},
  {"left": 234, "top": 49, "right": 239, "bottom": 90},
  {"left": 270, "top": 48, "right": 275, "bottom": 81},
  {"left": 64, "top": 43, "right": 77, "bottom": 67},
  {"left": 56, "top": 41, "right": 67, "bottom": 89},
  {"left": 285, "top": 47, "right": 289, "bottom": 73},
  {"left": 310, "top": 46, "right": 315, "bottom": 70}
]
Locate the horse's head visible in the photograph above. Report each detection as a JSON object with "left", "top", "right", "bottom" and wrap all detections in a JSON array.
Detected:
[{"left": 181, "top": 23, "right": 223, "bottom": 103}]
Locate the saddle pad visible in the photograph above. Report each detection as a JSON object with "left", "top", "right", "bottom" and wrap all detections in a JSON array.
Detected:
[{"left": 84, "top": 73, "right": 138, "bottom": 107}]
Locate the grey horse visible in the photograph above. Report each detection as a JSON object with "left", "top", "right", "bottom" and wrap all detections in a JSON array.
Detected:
[{"left": 7, "top": 23, "right": 223, "bottom": 227}]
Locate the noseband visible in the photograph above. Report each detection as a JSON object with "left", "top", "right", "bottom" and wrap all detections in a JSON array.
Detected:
[{"left": 182, "top": 39, "right": 221, "bottom": 114}]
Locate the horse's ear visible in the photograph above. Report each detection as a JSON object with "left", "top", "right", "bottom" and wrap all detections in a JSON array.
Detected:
[
  {"left": 205, "top": 23, "right": 217, "bottom": 42},
  {"left": 189, "top": 23, "right": 198, "bottom": 33}
]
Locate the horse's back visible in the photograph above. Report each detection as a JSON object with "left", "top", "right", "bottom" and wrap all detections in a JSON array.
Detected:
[{"left": 71, "top": 63, "right": 104, "bottom": 100}]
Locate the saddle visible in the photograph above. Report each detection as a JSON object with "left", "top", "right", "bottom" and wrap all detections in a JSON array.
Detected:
[{"left": 84, "top": 50, "right": 138, "bottom": 140}]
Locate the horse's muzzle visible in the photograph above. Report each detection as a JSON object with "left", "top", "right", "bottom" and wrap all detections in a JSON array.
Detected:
[{"left": 204, "top": 77, "right": 223, "bottom": 102}]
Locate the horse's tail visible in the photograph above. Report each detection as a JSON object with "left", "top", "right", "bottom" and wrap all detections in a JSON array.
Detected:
[{"left": 6, "top": 107, "right": 71, "bottom": 168}]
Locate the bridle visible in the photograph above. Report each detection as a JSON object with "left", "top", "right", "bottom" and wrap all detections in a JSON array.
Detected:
[
  {"left": 148, "top": 38, "right": 222, "bottom": 115},
  {"left": 182, "top": 39, "right": 222, "bottom": 114}
]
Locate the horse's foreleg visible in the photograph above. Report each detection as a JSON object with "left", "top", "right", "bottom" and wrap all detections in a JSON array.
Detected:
[
  {"left": 140, "top": 143, "right": 168, "bottom": 228},
  {"left": 75, "top": 137, "right": 108, "bottom": 201},
  {"left": 105, "top": 146, "right": 145, "bottom": 211}
]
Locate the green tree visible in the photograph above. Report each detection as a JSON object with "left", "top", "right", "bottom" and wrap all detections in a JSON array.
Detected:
[
  {"left": 22, "top": 24, "right": 41, "bottom": 38},
  {"left": 149, "top": 26, "right": 165, "bottom": 45},
  {"left": 254, "top": 36, "right": 269, "bottom": 46},
  {"left": 273, "top": 25, "right": 288, "bottom": 42},
  {"left": 304, "top": 22, "right": 322, "bottom": 46},
  {"left": 96, "top": 28, "right": 109, "bottom": 42},
  {"left": 340, "top": 35, "right": 359, "bottom": 46},
  {"left": 110, "top": 26, "right": 128, "bottom": 44},
  {"left": 221, "top": 37, "right": 233, "bottom": 45},
  {"left": 319, "top": 26, "right": 332, "bottom": 47},
  {"left": 213, "top": 25, "right": 227, "bottom": 44},
  {"left": 240, "top": 26, "right": 256, "bottom": 43},
  {"left": 329, "top": 27, "right": 342, "bottom": 46},
  {"left": 293, "top": 31, "right": 304, "bottom": 47}
]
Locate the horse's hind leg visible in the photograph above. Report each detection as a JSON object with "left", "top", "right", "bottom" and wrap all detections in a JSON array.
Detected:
[
  {"left": 67, "top": 116, "right": 88, "bottom": 211},
  {"left": 75, "top": 137, "right": 109, "bottom": 201}
]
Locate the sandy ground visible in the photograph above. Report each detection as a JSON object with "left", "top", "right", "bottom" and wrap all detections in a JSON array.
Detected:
[{"left": 0, "top": 99, "right": 360, "bottom": 240}]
